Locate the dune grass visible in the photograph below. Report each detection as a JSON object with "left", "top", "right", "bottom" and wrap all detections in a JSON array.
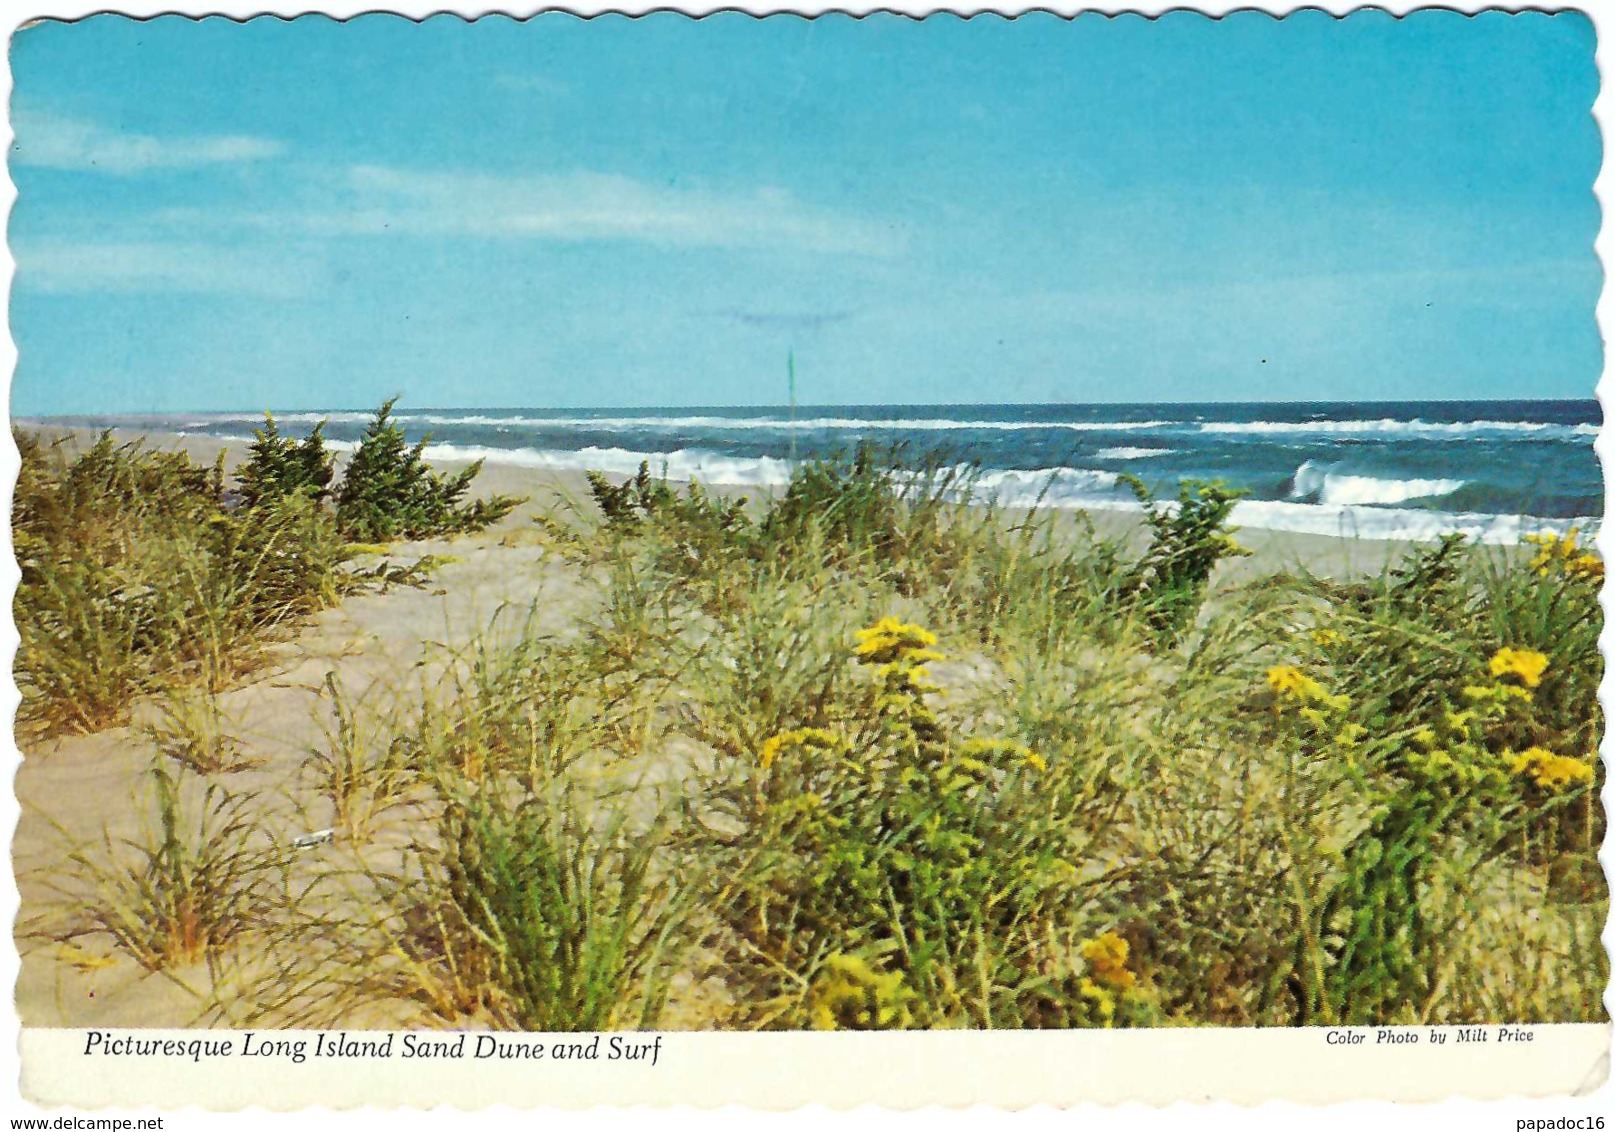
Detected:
[
  {"left": 17, "top": 443, "right": 1607, "bottom": 1030},
  {"left": 41, "top": 758, "right": 279, "bottom": 974},
  {"left": 13, "top": 430, "right": 353, "bottom": 739},
  {"left": 12, "top": 407, "right": 520, "bottom": 742}
]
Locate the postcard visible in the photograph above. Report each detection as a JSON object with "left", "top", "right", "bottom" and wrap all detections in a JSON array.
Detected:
[{"left": 5, "top": 4, "right": 1609, "bottom": 1112}]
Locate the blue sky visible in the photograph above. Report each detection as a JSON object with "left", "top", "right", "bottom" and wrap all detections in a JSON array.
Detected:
[{"left": 8, "top": 10, "right": 1601, "bottom": 415}]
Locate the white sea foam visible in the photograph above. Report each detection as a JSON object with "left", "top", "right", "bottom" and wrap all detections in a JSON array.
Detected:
[
  {"left": 1290, "top": 460, "right": 1465, "bottom": 506},
  {"left": 1200, "top": 418, "right": 1594, "bottom": 441},
  {"left": 1094, "top": 446, "right": 1175, "bottom": 460},
  {"left": 415, "top": 443, "right": 797, "bottom": 488},
  {"left": 400, "top": 414, "right": 1173, "bottom": 434},
  {"left": 1229, "top": 500, "right": 1592, "bottom": 546},
  {"left": 216, "top": 433, "right": 365, "bottom": 453},
  {"left": 969, "top": 466, "right": 1124, "bottom": 507},
  {"left": 417, "top": 445, "right": 1595, "bottom": 544}
]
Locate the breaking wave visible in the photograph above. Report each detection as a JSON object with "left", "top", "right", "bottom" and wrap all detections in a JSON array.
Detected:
[{"left": 1289, "top": 460, "right": 1466, "bottom": 506}]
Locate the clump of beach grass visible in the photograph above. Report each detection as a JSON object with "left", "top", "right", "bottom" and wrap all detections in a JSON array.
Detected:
[
  {"left": 299, "top": 673, "right": 420, "bottom": 843},
  {"left": 145, "top": 688, "right": 257, "bottom": 774},
  {"left": 38, "top": 759, "right": 277, "bottom": 973},
  {"left": 13, "top": 431, "right": 349, "bottom": 738}
]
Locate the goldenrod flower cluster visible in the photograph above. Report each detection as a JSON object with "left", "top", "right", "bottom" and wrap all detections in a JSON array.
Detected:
[
  {"left": 1406, "top": 648, "right": 1593, "bottom": 793},
  {"left": 806, "top": 952, "right": 913, "bottom": 1031},
  {"left": 1266, "top": 665, "right": 1350, "bottom": 713},
  {"left": 759, "top": 726, "right": 844, "bottom": 770},
  {"left": 854, "top": 617, "right": 944, "bottom": 666},
  {"left": 1508, "top": 746, "right": 1596, "bottom": 791},
  {"left": 1078, "top": 977, "right": 1118, "bottom": 1025},
  {"left": 1081, "top": 931, "right": 1136, "bottom": 991},
  {"left": 1073, "top": 931, "right": 1139, "bottom": 1027},
  {"left": 1525, "top": 528, "right": 1604, "bottom": 585},
  {"left": 1487, "top": 647, "right": 1549, "bottom": 689},
  {"left": 856, "top": 617, "right": 948, "bottom": 746}
]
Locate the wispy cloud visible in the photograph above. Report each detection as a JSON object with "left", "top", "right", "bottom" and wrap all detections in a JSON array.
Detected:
[
  {"left": 11, "top": 113, "right": 285, "bottom": 175},
  {"left": 716, "top": 308, "right": 857, "bottom": 331},
  {"left": 16, "top": 240, "right": 314, "bottom": 298},
  {"left": 199, "top": 164, "right": 906, "bottom": 257}
]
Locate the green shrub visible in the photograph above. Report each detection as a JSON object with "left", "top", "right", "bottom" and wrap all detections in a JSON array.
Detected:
[
  {"left": 762, "top": 445, "right": 905, "bottom": 554},
  {"left": 1118, "top": 476, "right": 1250, "bottom": 645},
  {"left": 335, "top": 397, "right": 522, "bottom": 542},
  {"left": 583, "top": 446, "right": 982, "bottom": 603},
  {"left": 586, "top": 462, "right": 755, "bottom": 594},
  {"left": 237, "top": 413, "right": 335, "bottom": 508},
  {"left": 760, "top": 447, "right": 979, "bottom": 593}
]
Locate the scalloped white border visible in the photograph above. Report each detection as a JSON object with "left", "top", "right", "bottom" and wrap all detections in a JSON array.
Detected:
[{"left": 0, "top": 3, "right": 1608, "bottom": 1126}]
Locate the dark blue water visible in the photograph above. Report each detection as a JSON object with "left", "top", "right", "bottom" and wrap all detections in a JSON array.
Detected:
[{"left": 35, "top": 399, "right": 1602, "bottom": 544}]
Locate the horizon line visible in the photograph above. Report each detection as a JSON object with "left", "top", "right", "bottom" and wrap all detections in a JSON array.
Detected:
[{"left": 15, "top": 395, "right": 1603, "bottom": 421}]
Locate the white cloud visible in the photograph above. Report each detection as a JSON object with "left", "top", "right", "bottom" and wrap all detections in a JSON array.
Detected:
[
  {"left": 214, "top": 164, "right": 906, "bottom": 257},
  {"left": 11, "top": 113, "right": 285, "bottom": 175},
  {"left": 16, "top": 241, "right": 312, "bottom": 298}
]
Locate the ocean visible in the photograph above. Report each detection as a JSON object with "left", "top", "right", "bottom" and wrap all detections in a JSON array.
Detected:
[{"left": 39, "top": 399, "right": 1604, "bottom": 546}]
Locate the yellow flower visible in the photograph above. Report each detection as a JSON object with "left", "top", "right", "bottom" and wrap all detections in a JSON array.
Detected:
[
  {"left": 1569, "top": 554, "right": 1605, "bottom": 584},
  {"left": 959, "top": 737, "right": 1045, "bottom": 772},
  {"left": 759, "top": 726, "right": 842, "bottom": 769},
  {"left": 1081, "top": 931, "right": 1137, "bottom": 991},
  {"left": 806, "top": 953, "right": 913, "bottom": 1031},
  {"left": 1412, "top": 726, "right": 1438, "bottom": 749},
  {"left": 1266, "top": 666, "right": 1347, "bottom": 711},
  {"left": 1268, "top": 665, "right": 1318, "bottom": 698},
  {"left": 1078, "top": 977, "right": 1117, "bottom": 1024},
  {"left": 854, "top": 617, "right": 942, "bottom": 665},
  {"left": 759, "top": 735, "right": 784, "bottom": 770},
  {"left": 1488, "top": 647, "right": 1549, "bottom": 689},
  {"left": 1311, "top": 628, "right": 1344, "bottom": 648},
  {"left": 1526, "top": 529, "right": 1602, "bottom": 584},
  {"left": 1508, "top": 747, "right": 1596, "bottom": 791}
]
